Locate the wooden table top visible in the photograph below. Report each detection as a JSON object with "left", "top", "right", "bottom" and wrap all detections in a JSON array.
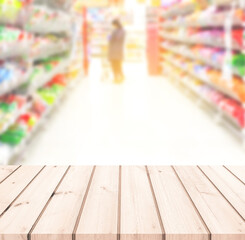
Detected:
[{"left": 0, "top": 166, "right": 244, "bottom": 240}]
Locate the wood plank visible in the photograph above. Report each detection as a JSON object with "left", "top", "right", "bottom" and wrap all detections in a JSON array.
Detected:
[
  {"left": 225, "top": 166, "right": 245, "bottom": 184},
  {"left": 120, "top": 166, "right": 163, "bottom": 240},
  {"left": 0, "top": 166, "right": 68, "bottom": 240},
  {"left": 31, "top": 166, "right": 94, "bottom": 240},
  {"left": 76, "top": 166, "right": 119, "bottom": 240},
  {"left": 147, "top": 166, "right": 209, "bottom": 240},
  {"left": 0, "top": 166, "right": 44, "bottom": 215},
  {"left": 174, "top": 166, "right": 245, "bottom": 240},
  {"left": 199, "top": 166, "right": 245, "bottom": 219},
  {"left": 0, "top": 165, "right": 19, "bottom": 183}
]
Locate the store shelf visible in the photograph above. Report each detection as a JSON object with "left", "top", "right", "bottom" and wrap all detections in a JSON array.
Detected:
[
  {"left": 25, "top": 6, "right": 72, "bottom": 35},
  {"left": 160, "top": 43, "right": 243, "bottom": 79},
  {"left": 161, "top": 2, "right": 196, "bottom": 19},
  {"left": 0, "top": 1, "right": 84, "bottom": 164},
  {"left": 0, "top": 101, "right": 33, "bottom": 135},
  {"left": 0, "top": 42, "right": 32, "bottom": 60},
  {"left": 26, "top": 59, "right": 70, "bottom": 95},
  {"left": 159, "top": 0, "right": 245, "bottom": 144},
  {"left": 0, "top": 72, "right": 82, "bottom": 164},
  {"left": 160, "top": 31, "right": 242, "bottom": 51},
  {"left": 32, "top": 43, "right": 71, "bottom": 61},
  {"left": 160, "top": 0, "right": 240, "bottom": 19},
  {"left": 163, "top": 55, "right": 241, "bottom": 102},
  {"left": 162, "top": 16, "right": 244, "bottom": 29},
  {"left": 26, "top": 24, "right": 71, "bottom": 35},
  {"left": 162, "top": 61, "right": 243, "bottom": 133},
  {"left": 0, "top": 67, "right": 32, "bottom": 96}
]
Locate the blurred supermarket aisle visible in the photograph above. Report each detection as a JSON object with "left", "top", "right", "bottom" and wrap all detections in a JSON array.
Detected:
[{"left": 21, "top": 59, "right": 245, "bottom": 165}]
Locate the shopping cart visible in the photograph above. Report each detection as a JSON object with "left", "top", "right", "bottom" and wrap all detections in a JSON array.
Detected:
[
  {"left": 101, "top": 58, "right": 111, "bottom": 82},
  {"left": 100, "top": 44, "right": 112, "bottom": 82}
]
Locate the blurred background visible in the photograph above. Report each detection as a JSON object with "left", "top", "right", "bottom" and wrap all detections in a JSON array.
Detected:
[{"left": 0, "top": 0, "right": 245, "bottom": 165}]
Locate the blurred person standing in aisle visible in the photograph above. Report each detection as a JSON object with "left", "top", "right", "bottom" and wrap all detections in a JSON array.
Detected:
[{"left": 108, "top": 19, "right": 126, "bottom": 84}]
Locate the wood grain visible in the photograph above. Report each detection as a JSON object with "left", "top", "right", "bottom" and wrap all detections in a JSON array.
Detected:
[
  {"left": 31, "top": 166, "right": 94, "bottom": 240},
  {"left": 0, "top": 166, "right": 44, "bottom": 215},
  {"left": 120, "top": 166, "right": 163, "bottom": 240},
  {"left": 0, "top": 166, "right": 68, "bottom": 240},
  {"left": 174, "top": 166, "right": 245, "bottom": 240},
  {"left": 76, "top": 166, "right": 119, "bottom": 240},
  {"left": 199, "top": 166, "right": 245, "bottom": 219},
  {"left": 148, "top": 166, "right": 209, "bottom": 240},
  {"left": 225, "top": 166, "right": 245, "bottom": 184},
  {"left": 0, "top": 166, "right": 244, "bottom": 240},
  {"left": 0, "top": 165, "right": 19, "bottom": 183}
]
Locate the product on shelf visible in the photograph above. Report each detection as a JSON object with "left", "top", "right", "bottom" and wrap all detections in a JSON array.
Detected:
[
  {"left": 231, "top": 54, "right": 245, "bottom": 77},
  {"left": 0, "top": 94, "right": 29, "bottom": 132},
  {"left": 37, "top": 73, "right": 66, "bottom": 105},
  {"left": 0, "top": 0, "right": 83, "bottom": 163},
  {"left": 0, "top": 0, "right": 32, "bottom": 25},
  {"left": 0, "top": 26, "right": 33, "bottom": 59},
  {"left": 163, "top": 59, "right": 245, "bottom": 128},
  {"left": 25, "top": 5, "right": 72, "bottom": 34},
  {"left": 31, "top": 35, "right": 71, "bottom": 60},
  {"left": 0, "top": 123, "right": 27, "bottom": 145}
]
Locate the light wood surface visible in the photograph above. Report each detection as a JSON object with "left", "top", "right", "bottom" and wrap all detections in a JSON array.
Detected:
[
  {"left": 120, "top": 166, "right": 163, "bottom": 240},
  {"left": 76, "top": 166, "right": 119, "bottom": 240},
  {"left": 225, "top": 166, "right": 245, "bottom": 184},
  {"left": 0, "top": 165, "right": 19, "bottom": 183},
  {"left": 0, "top": 166, "right": 68, "bottom": 240},
  {"left": 0, "top": 166, "right": 244, "bottom": 240},
  {"left": 199, "top": 166, "right": 245, "bottom": 219},
  {"left": 31, "top": 166, "right": 94, "bottom": 240},
  {"left": 147, "top": 166, "right": 209, "bottom": 240},
  {"left": 0, "top": 166, "right": 44, "bottom": 216},
  {"left": 174, "top": 166, "right": 245, "bottom": 240}
]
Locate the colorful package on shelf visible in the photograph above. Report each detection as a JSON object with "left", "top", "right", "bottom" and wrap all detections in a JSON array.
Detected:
[
  {"left": 34, "top": 0, "right": 72, "bottom": 11},
  {"left": 18, "top": 112, "right": 37, "bottom": 131},
  {"left": 0, "top": 64, "right": 13, "bottom": 84},
  {"left": 0, "top": 61, "right": 28, "bottom": 91},
  {"left": 37, "top": 75, "right": 65, "bottom": 105},
  {"left": 0, "top": 94, "right": 26, "bottom": 109},
  {"left": 0, "top": 0, "right": 32, "bottom": 25},
  {"left": 31, "top": 36, "right": 70, "bottom": 60},
  {"left": 25, "top": 5, "right": 71, "bottom": 34},
  {"left": 37, "top": 89, "right": 57, "bottom": 105},
  {"left": 0, "top": 123, "right": 27, "bottom": 145},
  {"left": 0, "top": 94, "right": 27, "bottom": 130},
  {"left": 219, "top": 98, "right": 245, "bottom": 128},
  {"left": 232, "top": 77, "right": 245, "bottom": 102},
  {"left": 0, "top": 26, "right": 33, "bottom": 58},
  {"left": 43, "top": 60, "right": 59, "bottom": 72},
  {"left": 208, "top": 89, "right": 225, "bottom": 105},
  {"left": 231, "top": 53, "right": 245, "bottom": 77},
  {"left": 46, "top": 74, "right": 66, "bottom": 87},
  {"left": 231, "top": 29, "right": 243, "bottom": 48},
  {"left": 32, "top": 99, "right": 46, "bottom": 118},
  {"left": 193, "top": 64, "right": 208, "bottom": 76},
  {"left": 211, "top": 49, "right": 225, "bottom": 65}
]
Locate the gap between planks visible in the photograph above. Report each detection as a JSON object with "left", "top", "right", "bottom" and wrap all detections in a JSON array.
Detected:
[
  {"left": 28, "top": 166, "right": 71, "bottom": 240},
  {"left": 72, "top": 166, "right": 96, "bottom": 240},
  {"left": 0, "top": 166, "right": 45, "bottom": 218},
  {"left": 145, "top": 166, "right": 165, "bottom": 240}
]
